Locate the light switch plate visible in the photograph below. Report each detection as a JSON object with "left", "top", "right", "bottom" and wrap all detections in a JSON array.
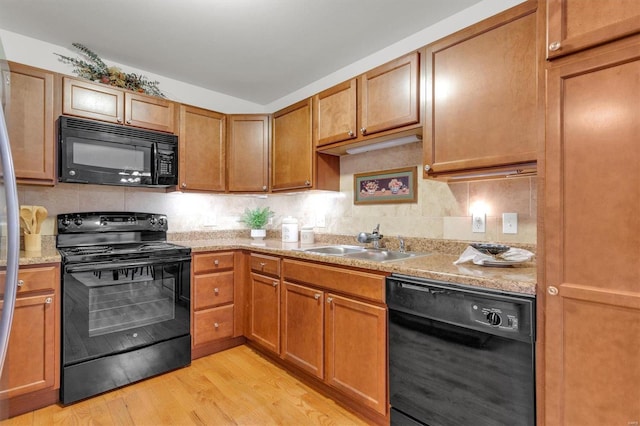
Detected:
[
  {"left": 472, "top": 212, "right": 486, "bottom": 233},
  {"left": 502, "top": 212, "right": 518, "bottom": 234}
]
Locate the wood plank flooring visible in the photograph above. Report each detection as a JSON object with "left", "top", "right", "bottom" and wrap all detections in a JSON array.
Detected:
[{"left": 1, "top": 345, "right": 369, "bottom": 425}]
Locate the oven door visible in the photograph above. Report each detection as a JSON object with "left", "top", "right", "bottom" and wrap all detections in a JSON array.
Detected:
[{"left": 62, "top": 255, "right": 190, "bottom": 367}]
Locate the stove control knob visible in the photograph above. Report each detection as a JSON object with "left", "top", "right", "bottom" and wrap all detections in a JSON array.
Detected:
[
  {"left": 486, "top": 312, "right": 502, "bottom": 326},
  {"left": 149, "top": 216, "right": 158, "bottom": 226},
  {"left": 128, "top": 216, "right": 136, "bottom": 223},
  {"left": 100, "top": 216, "right": 107, "bottom": 226},
  {"left": 73, "top": 216, "right": 83, "bottom": 226},
  {"left": 61, "top": 216, "right": 71, "bottom": 227},
  {"left": 158, "top": 217, "right": 166, "bottom": 226}
]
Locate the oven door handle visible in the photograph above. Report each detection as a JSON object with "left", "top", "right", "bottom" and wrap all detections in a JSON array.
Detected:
[{"left": 65, "top": 256, "right": 191, "bottom": 273}]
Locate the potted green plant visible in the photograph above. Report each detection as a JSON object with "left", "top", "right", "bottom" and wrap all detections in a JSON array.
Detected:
[{"left": 240, "top": 207, "right": 274, "bottom": 240}]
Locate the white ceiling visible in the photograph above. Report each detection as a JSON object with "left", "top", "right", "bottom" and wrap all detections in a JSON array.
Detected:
[{"left": 0, "top": 0, "right": 483, "bottom": 105}]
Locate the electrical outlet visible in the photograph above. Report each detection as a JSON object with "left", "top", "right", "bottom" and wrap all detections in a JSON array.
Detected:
[
  {"left": 315, "top": 214, "right": 326, "bottom": 228},
  {"left": 472, "top": 212, "right": 486, "bottom": 233},
  {"left": 502, "top": 213, "right": 518, "bottom": 234}
]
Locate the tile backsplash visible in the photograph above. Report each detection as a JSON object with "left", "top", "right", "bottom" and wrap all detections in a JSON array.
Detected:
[{"left": 18, "top": 143, "right": 536, "bottom": 244}]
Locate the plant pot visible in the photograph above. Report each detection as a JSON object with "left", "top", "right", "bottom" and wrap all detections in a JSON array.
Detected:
[{"left": 250, "top": 229, "right": 266, "bottom": 240}]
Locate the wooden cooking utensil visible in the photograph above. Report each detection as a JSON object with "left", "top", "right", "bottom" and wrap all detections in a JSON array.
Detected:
[
  {"left": 20, "top": 206, "right": 33, "bottom": 234},
  {"left": 34, "top": 206, "right": 48, "bottom": 234}
]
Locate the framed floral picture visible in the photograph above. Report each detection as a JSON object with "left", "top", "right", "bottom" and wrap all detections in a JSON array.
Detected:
[{"left": 353, "top": 166, "right": 417, "bottom": 205}]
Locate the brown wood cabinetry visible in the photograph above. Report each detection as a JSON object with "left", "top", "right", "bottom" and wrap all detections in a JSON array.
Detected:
[
  {"left": 0, "top": 264, "right": 60, "bottom": 418},
  {"left": 543, "top": 36, "right": 640, "bottom": 425},
  {"left": 4, "top": 62, "right": 57, "bottom": 185},
  {"left": 281, "top": 259, "right": 388, "bottom": 417},
  {"left": 423, "top": 2, "right": 538, "bottom": 177},
  {"left": 314, "top": 79, "right": 357, "bottom": 147},
  {"left": 272, "top": 99, "right": 340, "bottom": 192},
  {"left": 178, "top": 105, "right": 225, "bottom": 192},
  {"left": 227, "top": 114, "right": 270, "bottom": 192},
  {"left": 62, "top": 77, "right": 176, "bottom": 133},
  {"left": 192, "top": 251, "right": 242, "bottom": 359},
  {"left": 248, "top": 254, "right": 281, "bottom": 354},
  {"left": 546, "top": 0, "right": 640, "bottom": 59}
]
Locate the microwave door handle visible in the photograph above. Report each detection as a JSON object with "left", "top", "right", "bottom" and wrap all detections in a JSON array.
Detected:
[{"left": 152, "top": 143, "right": 158, "bottom": 183}]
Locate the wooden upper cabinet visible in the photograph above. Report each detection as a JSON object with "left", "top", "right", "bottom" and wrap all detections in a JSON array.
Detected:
[
  {"left": 4, "top": 62, "right": 57, "bottom": 185},
  {"left": 178, "top": 105, "right": 225, "bottom": 192},
  {"left": 63, "top": 77, "right": 176, "bottom": 133},
  {"left": 314, "top": 79, "right": 357, "bottom": 147},
  {"left": 544, "top": 36, "right": 640, "bottom": 426},
  {"left": 272, "top": 98, "right": 313, "bottom": 191},
  {"left": 360, "top": 51, "right": 420, "bottom": 137},
  {"left": 547, "top": 0, "right": 640, "bottom": 59},
  {"left": 227, "top": 114, "right": 270, "bottom": 192},
  {"left": 423, "top": 1, "right": 538, "bottom": 176}
]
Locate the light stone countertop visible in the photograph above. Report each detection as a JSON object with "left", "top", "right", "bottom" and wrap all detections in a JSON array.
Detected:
[
  {"left": 4, "top": 236, "right": 536, "bottom": 295},
  {"left": 175, "top": 238, "right": 537, "bottom": 295}
]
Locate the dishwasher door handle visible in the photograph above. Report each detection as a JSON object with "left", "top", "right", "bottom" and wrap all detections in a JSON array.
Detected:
[{"left": 400, "top": 282, "right": 447, "bottom": 294}]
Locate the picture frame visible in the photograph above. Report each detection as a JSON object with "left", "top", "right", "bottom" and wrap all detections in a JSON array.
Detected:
[{"left": 353, "top": 166, "right": 417, "bottom": 205}]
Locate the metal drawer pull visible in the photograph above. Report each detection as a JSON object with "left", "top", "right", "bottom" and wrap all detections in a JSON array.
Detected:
[
  {"left": 548, "top": 286, "right": 558, "bottom": 296},
  {"left": 214, "top": 322, "right": 219, "bottom": 329},
  {"left": 214, "top": 287, "right": 219, "bottom": 294},
  {"left": 17, "top": 279, "right": 24, "bottom": 287},
  {"left": 327, "top": 297, "right": 333, "bottom": 304},
  {"left": 314, "top": 294, "right": 321, "bottom": 300},
  {"left": 45, "top": 297, "right": 52, "bottom": 304},
  {"left": 272, "top": 281, "right": 278, "bottom": 287},
  {"left": 548, "top": 41, "right": 561, "bottom": 51},
  {"left": 214, "top": 259, "right": 219, "bottom": 265},
  {"left": 259, "top": 262, "right": 266, "bottom": 267}
]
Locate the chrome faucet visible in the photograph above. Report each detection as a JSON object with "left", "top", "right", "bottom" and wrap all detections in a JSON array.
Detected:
[
  {"left": 357, "top": 224, "right": 384, "bottom": 249},
  {"left": 398, "top": 236, "right": 406, "bottom": 253}
]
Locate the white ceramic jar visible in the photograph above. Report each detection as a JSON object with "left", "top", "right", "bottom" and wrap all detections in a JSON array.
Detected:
[
  {"left": 300, "top": 226, "right": 314, "bottom": 244},
  {"left": 282, "top": 216, "right": 299, "bottom": 242}
]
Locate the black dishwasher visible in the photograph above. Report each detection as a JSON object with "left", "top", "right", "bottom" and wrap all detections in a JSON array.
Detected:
[{"left": 387, "top": 274, "right": 535, "bottom": 426}]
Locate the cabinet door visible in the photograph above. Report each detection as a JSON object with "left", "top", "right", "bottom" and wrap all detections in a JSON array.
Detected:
[
  {"left": 227, "top": 115, "right": 270, "bottom": 192},
  {"left": 62, "top": 77, "right": 124, "bottom": 124},
  {"left": 0, "top": 294, "right": 55, "bottom": 399},
  {"left": 544, "top": 38, "right": 640, "bottom": 425},
  {"left": 178, "top": 105, "right": 225, "bottom": 192},
  {"left": 547, "top": 0, "right": 640, "bottom": 58},
  {"left": 249, "top": 272, "right": 280, "bottom": 354},
  {"left": 272, "top": 98, "right": 313, "bottom": 191},
  {"left": 325, "top": 294, "right": 387, "bottom": 415},
  {"left": 281, "top": 282, "right": 324, "bottom": 379},
  {"left": 314, "top": 79, "right": 357, "bottom": 147},
  {"left": 125, "top": 92, "right": 175, "bottom": 133},
  {"left": 359, "top": 52, "right": 419, "bottom": 137},
  {"left": 4, "top": 63, "right": 56, "bottom": 184},
  {"left": 423, "top": 2, "right": 538, "bottom": 176}
]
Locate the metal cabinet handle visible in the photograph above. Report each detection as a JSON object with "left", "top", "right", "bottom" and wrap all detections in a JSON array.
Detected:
[
  {"left": 126, "top": 119, "right": 132, "bottom": 124},
  {"left": 45, "top": 297, "right": 52, "bottom": 304},
  {"left": 214, "top": 322, "right": 219, "bottom": 329},
  {"left": 326, "top": 297, "right": 333, "bottom": 304},
  {"left": 117, "top": 117, "right": 123, "bottom": 123},
  {"left": 424, "top": 164, "right": 431, "bottom": 172},
  {"left": 17, "top": 279, "right": 24, "bottom": 287},
  {"left": 214, "top": 287, "right": 219, "bottom": 294},
  {"left": 360, "top": 128, "right": 367, "bottom": 135},
  {"left": 304, "top": 180, "right": 311, "bottom": 186},
  {"left": 314, "top": 294, "right": 321, "bottom": 300},
  {"left": 262, "top": 185, "right": 268, "bottom": 191},
  {"left": 548, "top": 41, "right": 561, "bottom": 52},
  {"left": 548, "top": 286, "right": 559, "bottom": 296},
  {"left": 181, "top": 183, "right": 187, "bottom": 188},
  {"left": 272, "top": 281, "right": 278, "bottom": 287},
  {"left": 348, "top": 130, "right": 354, "bottom": 137},
  {"left": 259, "top": 262, "right": 266, "bottom": 267},
  {"left": 214, "top": 259, "right": 219, "bottom": 266}
]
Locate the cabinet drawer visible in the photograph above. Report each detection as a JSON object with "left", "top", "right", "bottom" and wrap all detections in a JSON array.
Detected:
[
  {"left": 250, "top": 253, "right": 280, "bottom": 277},
  {"left": 0, "top": 265, "right": 58, "bottom": 296},
  {"left": 193, "top": 305, "right": 234, "bottom": 345},
  {"left": 283, "top": 259, "right": 386, "bottom": 302},
  {"left": 193, "top": 252, "right": 234, "bottom": 273},
  {"left": 193, "top": 271, "right": 234, "bottom": 310}
]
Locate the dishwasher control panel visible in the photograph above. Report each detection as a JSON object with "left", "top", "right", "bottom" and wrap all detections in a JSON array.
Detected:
[{"left": 470, "top": 302, "right": 520, "bottom": 331}]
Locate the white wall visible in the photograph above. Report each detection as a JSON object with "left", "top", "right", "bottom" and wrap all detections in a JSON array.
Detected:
[{"left": 0, "top": 0, "right": 524, "bottom": 112}]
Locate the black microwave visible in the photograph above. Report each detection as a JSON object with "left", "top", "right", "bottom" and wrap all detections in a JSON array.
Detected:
[{"left": 58, "top": 116, "right": 178, "bottom": 187}]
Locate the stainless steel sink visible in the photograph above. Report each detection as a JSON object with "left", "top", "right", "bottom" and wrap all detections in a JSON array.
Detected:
[
  {"left": 298, "top": 245, "right": 427, "bottom": 263},
  {"left": 343, "top": 249, "right": 426, "bottom": 263},
  {"left": 298, "top": 245, "right": 366, "bottom": 255}
]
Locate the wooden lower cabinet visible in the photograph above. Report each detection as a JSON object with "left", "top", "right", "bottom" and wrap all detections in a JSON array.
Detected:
[
  {"left": 0, "top": 264, "right": 60, "bottom": 418},
  {"left": 249, "top": 272, "right": 280, "bottom": 354},
  {"left": 191, "top": 251, "right": 243, "bottom": 359},
  {"left": 281, "top": 282, "right": 324, "bottom": 379},
  {"left": 324, "top": 293, "right": 387, "bottom": 415}
]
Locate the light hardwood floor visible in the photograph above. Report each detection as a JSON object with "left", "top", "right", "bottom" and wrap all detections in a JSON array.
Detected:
[{"left": 1, "top": 345, "right": 369, "bottom": 425}]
